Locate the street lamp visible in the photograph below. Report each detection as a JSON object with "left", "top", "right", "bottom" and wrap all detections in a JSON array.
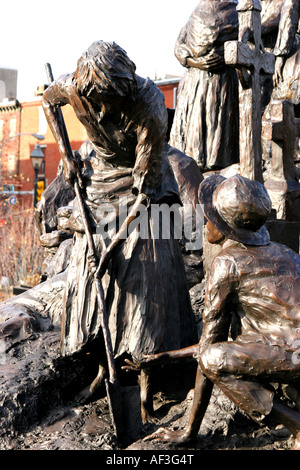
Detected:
[
  {"left": 30, "top": 143, "right": 45, "bottom": 207},
  {"left": 0, "top": 133, "right": 45, "bottom": 156}
]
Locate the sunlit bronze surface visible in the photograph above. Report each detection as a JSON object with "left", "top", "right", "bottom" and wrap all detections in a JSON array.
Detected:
[
  {"left": 262, "top": 0, "right": 300, "bottom": 104},
  {"left": 42, "top": 40, "right": 197, "bottom": 423},
  {"left": 126, "top": 175, "right": 300, "bottom": 449},
  {"left": 169, "top": 1, "right": 240, "bottom": 171}
]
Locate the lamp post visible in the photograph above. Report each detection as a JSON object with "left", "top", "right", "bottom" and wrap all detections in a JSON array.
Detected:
[
  {"left": 30, "top": 143, "right": 45, "bottom": 207},
  {"left": 0, "top": 132, "right": 45, "bottom": 188}
]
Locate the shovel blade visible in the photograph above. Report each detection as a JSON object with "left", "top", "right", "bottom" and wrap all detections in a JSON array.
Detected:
[{"left": 105, "top": 378, "right": 125, "bottom": 444}]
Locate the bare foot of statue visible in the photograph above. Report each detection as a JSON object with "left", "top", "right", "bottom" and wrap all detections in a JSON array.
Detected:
[
  {"left": 140, "top": 367, "right": 157, "bottom": 424},
  {"left": 122, "top": 357, "right": 160, "bottom": 423},
  {"left": 144, "top": 427, "right": 193, "bottom": 445},
  {"left": 141, "top": 404, "right": 158, "bottom": 425},
  {"left": 76, "top": 363, "right": 106, "bottom": 404}
]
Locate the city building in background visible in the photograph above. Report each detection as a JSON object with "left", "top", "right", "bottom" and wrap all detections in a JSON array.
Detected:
[
  {"left": 0, "top": 75, "right": 181, "bottom": 209},
  {"left": 156, "top": 76, "right": 180, "bottom": 109},
  {"left": 0, "top": 68, "right": 18, "bottom": 101}
]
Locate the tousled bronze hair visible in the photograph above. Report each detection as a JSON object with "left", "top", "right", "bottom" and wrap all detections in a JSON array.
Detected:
[{"left": 75, "top": 40, "right": 138, "bottom": 99}]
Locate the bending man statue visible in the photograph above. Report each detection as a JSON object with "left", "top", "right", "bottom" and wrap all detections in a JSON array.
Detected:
[
  {"left": 42, "top": 40, "right": 196, "bottom": 423},
  {"left": 125, "top": 174, "right": 300, "bottom": 449}
]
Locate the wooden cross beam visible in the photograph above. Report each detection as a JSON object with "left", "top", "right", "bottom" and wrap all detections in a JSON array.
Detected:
[
  {"left": 224, "top": 0, "right": 275, "bottom": 182},
  {"left": 263, "top": 100, "right": 300, "bottom": 181}
]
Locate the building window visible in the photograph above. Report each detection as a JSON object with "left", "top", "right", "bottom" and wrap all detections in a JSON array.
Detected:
[
  {"left": 7, "top": 154, "right": 16, "bottom": 176},
  {"left": 9, "top": 118, "right": 17, "bottom": 137}
]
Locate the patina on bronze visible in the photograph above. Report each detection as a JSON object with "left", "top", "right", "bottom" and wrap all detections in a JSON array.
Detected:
[
  {"left": 42, "top": 41, "right": 196, "bottom": 428},
  {"left": 261, "top": 0, "right": 300, "bottom": 103},
  {"left": 44, "top": 62, "right": 126, "bottom": 442},
  {"left": 224, "top": 0, "right": 275, "bottom": 182},
  {"left": 263, "top": 99, "right": 300, "bottom": 221},
  {"left": 124, "top": 175, "right": 300, "bottom": 450},
  {"left": 169, "top": 0, "right": 240, "bottom": 171}
]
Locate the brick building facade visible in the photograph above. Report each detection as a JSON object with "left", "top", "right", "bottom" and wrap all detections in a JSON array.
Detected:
[
  {"left": 0, "top": 77, "right": 180, "bottom": 208},
  {"left": 156, "top": 77, "right": 179, "bottom": 109},
  {"left": 0, "top": 99, "right": 22, "bottom": 196}
]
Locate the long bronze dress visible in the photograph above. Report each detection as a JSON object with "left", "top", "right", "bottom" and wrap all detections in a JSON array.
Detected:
[
  {"left": 169, "top": 0, "right": 239, "bottom": 171},
  {"left": 43, "top": 73, "right": 197, "bottom": 359}
]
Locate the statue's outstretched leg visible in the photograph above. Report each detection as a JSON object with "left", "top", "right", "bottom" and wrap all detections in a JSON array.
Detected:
[{"left": 139, "top": 367, "right": 156, "bottom": 424}]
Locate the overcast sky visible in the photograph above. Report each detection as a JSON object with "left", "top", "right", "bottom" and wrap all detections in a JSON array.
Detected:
[{"left": 1, "top": 0, "right": 197, "bottom": 101}]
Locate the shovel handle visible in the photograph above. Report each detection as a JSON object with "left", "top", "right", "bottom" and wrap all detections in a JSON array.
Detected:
[
  {"left": 45, "top": 62, "right": 118, "bottom": 385},
  {"left": 74, "top": 181, "right": 118, "bottom": 384}
]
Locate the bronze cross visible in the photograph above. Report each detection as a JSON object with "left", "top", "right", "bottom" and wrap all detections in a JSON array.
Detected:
[
  {"left": 225, "top": 0, "right": 275, "bottom": 182},
  {"left": 263, "top": 100, "right": 300, "bottom": 181}
]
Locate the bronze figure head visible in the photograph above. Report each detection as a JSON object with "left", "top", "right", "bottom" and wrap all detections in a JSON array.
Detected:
[
  {"left": 75, "top": 40, "right": 138, "bottom": 103},
  {"left": 199, "top": 174, "right": 272, "bottom": 245}
]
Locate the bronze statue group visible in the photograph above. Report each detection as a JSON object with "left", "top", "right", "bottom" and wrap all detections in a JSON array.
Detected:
[{"left": 41, "top": 0, "right": 300, "bottom": 449}]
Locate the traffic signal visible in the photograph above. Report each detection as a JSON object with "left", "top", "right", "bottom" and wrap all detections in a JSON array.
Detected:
[{"left": 36, "top": 180, "right": 45, "bottom": 202}]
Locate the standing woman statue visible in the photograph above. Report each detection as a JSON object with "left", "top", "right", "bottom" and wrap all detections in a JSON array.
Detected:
[
  {"left": 169, "top": 0, "right": 240, "bottom": 171},
  {"left": 42, "top": 41, "right": 196, "bottom": 423},
  {"left": 261, "top": 0, "right": 300, "bottom": 108}
]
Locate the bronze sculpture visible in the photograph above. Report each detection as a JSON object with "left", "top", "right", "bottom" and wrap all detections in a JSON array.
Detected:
[
  {"left": 169, "top": 0, "right": 240, "bottom": 171},
  {"left": 42, "top": 40, "right": 196, "bottom": 424},
  {"left": 224, "top": 0, "right": 275, "bottom": 183},
  {"left": 124, "top": 175, "right": 300, "bottom": 450},
  {"left": 261, "top": 0, "right": 300, "bottom": 106}
]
